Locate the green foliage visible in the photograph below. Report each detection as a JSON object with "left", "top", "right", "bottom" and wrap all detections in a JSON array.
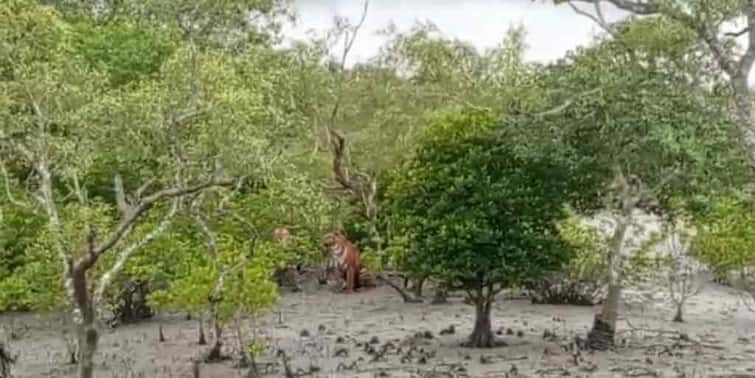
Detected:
[
  {"left": 0, "top": 204, "right": 45, "bottom": 277},
  {"left": 385, "top": 108, "right": 574, "bottom": 294},
  {"left": 44, "top": 0, "right": 293, "bottom": 49},
  {"left": 692, "top": 195, "right": 755, "bottom": 279},
  {"left": 0, "top": 202, "right": 115, "bottom": 312},
  {"left": 0, "top": 0, "right": 307, "bottom": 318},
  {"left": 70, "top": 20, "right": 176, "bottom": 87},
  {"left": 220, "top": 173, "right": 335, "bottom": 266},
  {"left": 516, "top": 24, "right": 749, "bottom": 216},
  {"left": 149, "top": 236, "right": 278, "bottom": 324},
  {"left": 555, "top": 212, "right": 607, "bottom": 282}
]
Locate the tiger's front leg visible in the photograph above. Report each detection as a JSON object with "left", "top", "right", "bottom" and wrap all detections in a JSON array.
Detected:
[{"left": 344, "top": 267, "right": 356, "bottom": 293}]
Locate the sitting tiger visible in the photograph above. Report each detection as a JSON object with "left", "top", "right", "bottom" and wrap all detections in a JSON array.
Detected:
[{"left": 321, "top": 230, "right": 374, "bottom": 293}]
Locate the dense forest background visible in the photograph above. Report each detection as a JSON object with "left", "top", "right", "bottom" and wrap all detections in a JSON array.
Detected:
[{"left": 6, "top": 1, "right": 755, "bottom": 377}]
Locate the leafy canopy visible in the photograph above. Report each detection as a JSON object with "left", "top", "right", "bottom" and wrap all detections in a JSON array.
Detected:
[{"left": 385, "top": 108, "right": 574, "bottom": 294}]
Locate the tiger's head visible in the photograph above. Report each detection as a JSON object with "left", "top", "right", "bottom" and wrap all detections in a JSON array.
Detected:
[
  {"left": 321, "top": 230, "right": 347, "bottom": 257},
  {"left": 273, "top": 225, "right": 292, "bottom": 243}
]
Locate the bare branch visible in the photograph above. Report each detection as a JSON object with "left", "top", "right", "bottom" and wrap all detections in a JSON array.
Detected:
[
  {"left": 171, "top": 108, "right": 209, "bottom": 127},
  {"left": 338, "top": 0, "right": 369, "bottom": 70},
  {"left": 528, "top": 87, "right": 603, "bottom": 119},
  {"left": 114, "top": 174, "right": 129, "bottom": 215},
  {"left": 724, "top": 27, "right": 750, "bottom": 38},
  {"left": 325, "top": 0, "right": 370, "bottom": 130},
  {"left": 190, "top": 193, "right": 217, "bottom": 255},
  {"left": 328, "top": 128, "right": 356, "bottom": 191},
  {"left": 566, "top": 1, "right": 615, "bottom": 35},
  {"left": 135, "top": 178, "right": 156, "bottom": 201},
  {"left": 554, "top": 0, "right": 658, "bottom": 15},
  {"left": 23, "top": 86, "right": 47, "bottom": 132},
  {"left": 739, "top": 6, "right": 755, "bottom": 76},
  {"left": 71, "top": 172, "right": 87, "bottom": 205},
  {"left": 93, "top": 199, "right": 179, "bottom": 306},
  {"left": 36, "top": 161, "right": 67, "bottom": 263},
  {"left": 700, "top": 28, "right": 739, "bottom": 77},
  {"left": 85, "top": 178, "right": 234, "bottom": 269}
]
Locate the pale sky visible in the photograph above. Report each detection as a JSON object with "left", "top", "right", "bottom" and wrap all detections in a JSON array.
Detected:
[{"left": 283, "top": 0, "right": 629, "bottom": 65}]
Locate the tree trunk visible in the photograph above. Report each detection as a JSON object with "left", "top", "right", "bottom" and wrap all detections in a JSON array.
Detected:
[
  {"left": 431, "top": 283, "right": 448, "bottom": 304},
  {"left": 673, "top": 303, "right": 684, "bottom": 323},
  {"left": 71, "top": 268, "right": 99, "bottom": 378},
  {"left": 465, "top": 300, "right": 495, "bottom": 348},
  {"left": 198, "top": 319, "right": 207, "bottom": 345},
  {"left": 587, "top": 283, "right": 621, "bottom": 350},
  {"left": 204, "top": 317, "right": 223, "bottom": 362},
  {"left": 731, "top": 75, "right": 755, "bottom": 166},
  {"left": 413, "top": 276, "right": 426, "bottom": 298},
  {"left": 587, "top": 176, "right": 635, "bottom": 351}
]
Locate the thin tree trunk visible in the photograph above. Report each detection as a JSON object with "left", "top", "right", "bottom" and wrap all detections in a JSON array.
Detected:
[
  {"left": 465, "top": 299, "right": 494, "bottom": 348},
  {"left": 587, "top": 283, "right": 621, "bottom": 350},
  {"left": 673, "top": 303, "right": 684, "bottom": 323},
  {"left": 71, "top": 268, "right": 98, "bottom": 378},
  {"left": 431, "top": 282, "right": 448, "bottom": 304},
  {"left": 205, "top": 314, "right": 223, "bottom": 362},
  {"left": 413, "top": 276, "right": 426, "bottom": 298},
  {"left": 198, "top": 319, "right": 207, "bottom": 345},
  {"left": 730, "top": 75, "right": 755, "bottom": 166},
  {"left": 587, "top": 171, "right": 636, "bottom": 351}
]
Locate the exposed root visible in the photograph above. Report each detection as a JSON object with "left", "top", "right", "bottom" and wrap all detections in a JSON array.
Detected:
[{"left": 376, "top": 275, "right": 423, "bottom": 303}]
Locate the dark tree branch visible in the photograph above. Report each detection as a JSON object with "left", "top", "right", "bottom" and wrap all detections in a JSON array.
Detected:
[
  {"left": 725, "top": 27, "right": 750, "bottom": 38},
  {"left": 553, "top": 0, "right": 658, "bottom": 15},
  {"left": 565, "top": 1, "right": 615, "bottom": 35},
  {"left": 77, "top": 178, "right": 234, "bottom": 271},
  {"left": 739, "top": 5, "right": 755, "bottom": 76}
]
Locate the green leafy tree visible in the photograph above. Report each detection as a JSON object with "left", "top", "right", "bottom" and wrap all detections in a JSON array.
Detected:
[
  {"left": 0, "top": 2, "right": 303, "bottom": 377},
  {"left": 149, "top": 235, "right": 278, "bottom": 361},
  {"left": 70, "top": 20, "right": 177, "bottom": 87},
  {"left": 551, "top": 0, "right": 755, "bottom": 167},
  {"left": 385, "top": 108, "right": 575, "bottom": 347},
  {"left": 513, "top": 20, "right": 749, "bottom": 349},
  {"left": 693, "top": 195, "right": 755, "bottom": 286}
]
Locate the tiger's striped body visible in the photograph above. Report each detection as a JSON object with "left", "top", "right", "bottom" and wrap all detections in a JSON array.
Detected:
[{"left": 321, "top": 231, "right": 373, "bottom": 293}]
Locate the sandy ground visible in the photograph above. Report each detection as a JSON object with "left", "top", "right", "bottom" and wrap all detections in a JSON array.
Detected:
[{"left": 3, "top": 278, "right": 755, "bottom": 378}]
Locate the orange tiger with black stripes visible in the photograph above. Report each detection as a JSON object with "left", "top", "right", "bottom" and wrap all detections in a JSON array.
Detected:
[{"left": 321, "top": 230, "right": 374, "bottom": 293}]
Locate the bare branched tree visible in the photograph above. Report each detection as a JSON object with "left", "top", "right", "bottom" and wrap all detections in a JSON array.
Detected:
[{"left": 663, "top": 223, "right": 707, "bottom": 322}]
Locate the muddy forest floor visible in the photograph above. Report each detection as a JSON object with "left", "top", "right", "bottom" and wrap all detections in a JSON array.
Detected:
[{"left": 4, "top": 280, "right": 755, "bottom": 378}]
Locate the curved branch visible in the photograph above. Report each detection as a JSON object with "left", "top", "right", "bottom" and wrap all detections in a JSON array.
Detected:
[
  {"left": 78, "top": 178, "right": 233, "bottom": 272},
  {"left": 93, "top": 199, "right": 179, "bottom": 306}
]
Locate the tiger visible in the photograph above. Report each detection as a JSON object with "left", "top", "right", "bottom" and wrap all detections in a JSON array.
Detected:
[
  {"left": 321, "top": 230, "right": 374, "bottom": 293},
  {"left": 273, "top": 225, "right": 292, "bottom": 243}
]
